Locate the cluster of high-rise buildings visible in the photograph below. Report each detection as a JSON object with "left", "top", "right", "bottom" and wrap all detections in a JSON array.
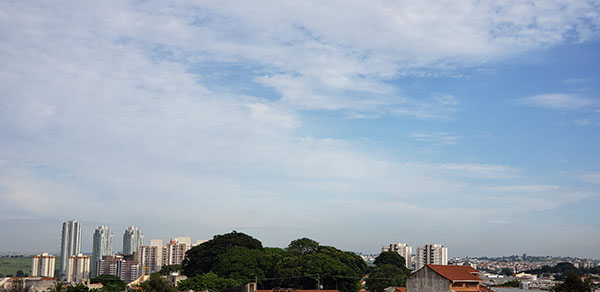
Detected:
[
  {"left": 31, "top": 220, "right": 207, "bottom": 284},
  {"left": 381, "top": 242, "right": 448, "bottom": 270}
]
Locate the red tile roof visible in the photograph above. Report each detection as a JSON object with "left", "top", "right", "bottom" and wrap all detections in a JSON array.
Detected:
[
  {"left": 394, "top": 288, "right": 406, "bottom": 292},
  {"left": 258, "top": 290, "right": 339, "bottom": 292},
  {"left": 426, "top": 265, "right": 480, "bottom": 282}
]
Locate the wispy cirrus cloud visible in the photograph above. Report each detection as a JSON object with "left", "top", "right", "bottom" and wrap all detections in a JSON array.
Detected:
[
  {"left": 437, "top": 163, "right": 517, "bottom": 178},
  {"left": 515, "top": 93, "right": 597, "bottom": 110},
  {"left": 579, "top": 172, "right": 600, "bottom": 184},
  {"left": 480, "top": 184, "right": 592, "bottom": 212},
  {"left": 410, "top": 132, "right": 463, "bottom": 144}
]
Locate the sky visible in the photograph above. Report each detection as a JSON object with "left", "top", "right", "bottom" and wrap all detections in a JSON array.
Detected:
[{"left": 1, "top": 1, "right": 599, "bottom": 259}]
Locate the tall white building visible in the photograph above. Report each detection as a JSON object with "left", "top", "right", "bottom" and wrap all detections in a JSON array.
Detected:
[
  {"left": 67, "top": 254, "right": 90, "bottom": 283},
  {"left": 123, "top": 226, "right": 144, "bottom": 255},
  {"left": 416, "top": 243, "right": 448, "bottom": 269},
  {"left": 32, "top": 253, "right": 55, "bottom": 278},
  {"left": 382, "top": 243, "right": 413, "bottom": 269},
  {"left": 60, "top": 220, "right": 82, "bottom": 280},
  {"left": 92, "top": 225, "right": 113, "bottom": 277}
]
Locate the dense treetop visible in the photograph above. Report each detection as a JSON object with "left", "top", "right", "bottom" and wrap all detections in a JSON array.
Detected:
[
  {"left": 181, "top": 231, "right": 367, "bottom": 292},
  {"left": 365, "top": 252, "right": 411, "bottom": 292}
]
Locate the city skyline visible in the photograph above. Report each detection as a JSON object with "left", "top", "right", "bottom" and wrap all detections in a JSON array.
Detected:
[
  {"left": 2, "top": 219, "right": 598, "bottom": 260},
  {"left": 1, "top": 1, "right": 599, "bottom": 258}
]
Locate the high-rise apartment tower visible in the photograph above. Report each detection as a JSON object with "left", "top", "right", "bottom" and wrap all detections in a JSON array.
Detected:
[
  {"left": 122, "top": 226, "right": 144, "bottom": 255},
  {"left": 60, "top": 220, "right": 82, "bottom": 280},
  {"left": 416, "top": 243, "right": 448, "bottom": 269},
  {"left": 92, "top": 225, "right": 113, "bottom": 277}
]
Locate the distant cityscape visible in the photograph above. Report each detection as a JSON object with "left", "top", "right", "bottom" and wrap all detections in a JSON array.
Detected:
[
  {"left": 24, "top": 220, "right": 209, "bottom": 284},
  {"left": 1, "top": 220, "right": 599, "bottom": 292}
]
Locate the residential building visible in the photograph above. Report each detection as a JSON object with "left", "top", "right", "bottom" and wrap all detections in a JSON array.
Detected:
[
  {"left": 138, "top": 240, "right": 163, "bottom": 274},
  {"left": 162, "top": 238, "right": 190, "bottom": 266},
  {"left": 382, "top": 243, "right": 413, "bottom": 269},
  {"left": 174, "top": 236, "right": 191, "bottom": 246},
  {"left": 96, "top": 254, "right": 141, "bottom": 283},
  {"left": 32, "top": 253, "right": 56, "bottom": 278},
  {"left": 407, "top": 264, "right": 493, "bottom": 292},
  {"left": 67, "top": 254, "right": 90, "bottom": 283},
  {"left": 166, "top": 273, "right": 187, "bottom": 287},
  {"left": 92, "top": 225, "right": 113, "bottom": 277},
  {"left": 123, "top": 226, "right": 144, "bottom": 255},
  {"left": 60, "top": 220, "right": 82, "bottom": 280},
  {"left": 416, "top": 244, "right": 448, "bottom": 269}
]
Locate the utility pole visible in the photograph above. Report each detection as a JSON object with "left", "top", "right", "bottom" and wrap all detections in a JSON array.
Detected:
[{"left": 317, "top": 274, "right": 321, "bottom": 290}]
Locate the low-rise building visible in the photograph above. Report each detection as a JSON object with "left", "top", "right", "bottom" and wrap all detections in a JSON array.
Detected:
[{"left": 407, "top": 264, "right": 492, "bottom": 292}]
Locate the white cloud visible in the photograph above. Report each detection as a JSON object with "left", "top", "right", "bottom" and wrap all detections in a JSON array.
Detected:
[
  {"left": 0, "top": 0, "right": 599, "bottom": 253},
  {"left": 574, "top": 118, "right": 592, "bottom": 126},
  {"left": 436, "top": 163, "right": 517, "bottom": 178},
  {"left": 410, "top": 132, "right": 463, "bottom": 144},
  {"left": 562, "top": 78, "right": 589, "bottom": 85},
  {"left": 3, "top": 1, "right": 596, "bottom": 118},
  {"left": 480, "top": 184, "right": 591, "bottom": 211},
  {"left": 579, "top": 173, "right": 600, "bottom": 184},
  {"left": 515, "top": 93, "right": 597, "bottom": 110}
]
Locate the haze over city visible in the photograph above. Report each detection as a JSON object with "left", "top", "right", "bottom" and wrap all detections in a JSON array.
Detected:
[{"left": 0, "top": 1, "right": 599, "bottom": 258}]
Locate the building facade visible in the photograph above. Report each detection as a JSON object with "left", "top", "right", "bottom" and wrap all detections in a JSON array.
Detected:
[
  {"left": 162, "top": 238, "right": 190, "bottom": 266},
  {"left": 407, "top": 264, "right": 492, "bottom": 292},
  {"left": 96, "top": 254, "right": 141, "bottom": 283},
  {"left": 123, "top": 226, "right": 144, "bottom": 255},
  {"left": 416, "top": 244, "right": 448, "bottom": 269},
  {"left": 138, "top": 240, "right": 163, "bottom": 275},
  {"left": 67, "top": 254, "right": 90, "bottom": 283},
  {"left": 60, "top": 220, "right": 82, "bottom": 280},
  {"left": 382, "top": 243, "right": 413, "bottom": 269},
  {"left": 92, "top": 225, "right": 113, "bottom": 277},
  {"left": 32, "top": 253, "right": 56, "bottom": 278}
]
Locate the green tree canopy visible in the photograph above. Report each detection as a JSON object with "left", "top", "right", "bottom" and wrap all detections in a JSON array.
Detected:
[
  {"left": 366, "top": 264, "right": 410, "bottom": 292},
  {"left": 177, "top": 272, "right": 242, "bottom": 292},
  {"left": 159, "top": 265, "right": 183, "bottom": 275},
  {"left": 138, "top": 273, "right": 175, "bottom": 292},
  {"left": 373, "top": 252, "right": 406, "bottom": 269},
  {"left": 365, "top": 252, "right": 411, "bottom": 292},
  {"left": 273, "top": 244, "right": 367, "bottom": 292},
  {"left": 65, "top": 284, "right": 89, "bottom": 292},
  {"left": 183, "top": 231, "right": 263, "bottom": 277},
  {"left": 90, "top": 274, "right": 126, "bottom": 292},
  {"left": 50, "top": 282, "right": 64, "bottom": 292},
  {"left": 181, "top": 232, "right": 368, "bottom": 292},
  {"left": 553, "top": 273, "right": 593, "bottom": 292},
  {"left": 211, "top": 246, "right": 269, "bottom": 281},
  {"left": 285, "top": 238, "right": 319, "bottom": 255}
]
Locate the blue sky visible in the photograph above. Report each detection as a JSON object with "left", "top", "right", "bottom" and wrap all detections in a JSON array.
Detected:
[{"left": 1, "top": 1, "right": 599, "bottom": 258}]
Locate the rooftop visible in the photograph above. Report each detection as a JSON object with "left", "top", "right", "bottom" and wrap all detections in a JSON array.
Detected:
[{"left": 426, "top": 265, "right": 481, "bottom": 282}]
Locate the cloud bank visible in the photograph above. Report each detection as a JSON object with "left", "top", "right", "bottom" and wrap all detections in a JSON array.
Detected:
[{"left": 0, "top": 0, "right": 599, "bottom": 255}]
